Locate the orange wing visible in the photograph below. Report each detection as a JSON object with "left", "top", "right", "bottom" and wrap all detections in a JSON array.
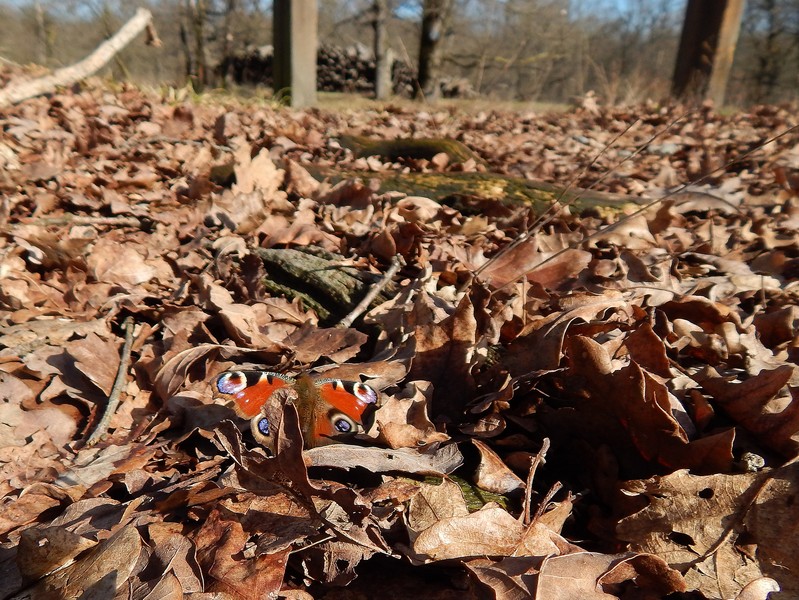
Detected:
[
  {"left": 309, "top": 379, "right": 378, "bottom": 446},
  {"left": 213, "top": 371, "right": 294, "bottom": 418}
]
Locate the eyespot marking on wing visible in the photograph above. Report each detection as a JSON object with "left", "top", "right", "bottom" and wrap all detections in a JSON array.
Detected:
[{"left": 215, "top": 371, "right": 248, "bottom": 394}]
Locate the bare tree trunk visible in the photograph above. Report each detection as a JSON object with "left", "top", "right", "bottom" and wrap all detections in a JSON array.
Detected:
[
  {"left": 179, "top": 21, "right": 195, "bottom": 85},
  {"left": 97, "top": 3, "right": 131, "bottom": 80},
  {"left": 34, "top": 2, "right": 47, "bottom": 65},
  {"left": 672, "top": 0, "right": 745, "bottom": 105},
  {"left": 416, "top": 0, "right": 453, "bottom": 100},
  {"left": 184, "top": 0, "right": 209, "bottom": 90},
  {"left": 748, "top": 0, "right": 786, "bottom": 103},
  {"left": 706, "top": 0, "right": 745, "bottom": 105},
  {"left": 220, "top": 0, "right": 238, "bottom": 88},
  {"left": 373, "top": 0, "right": 391, "bottom": 100},
  {"left": 34, "top": 1, "right": 51, "bottom": 66}
]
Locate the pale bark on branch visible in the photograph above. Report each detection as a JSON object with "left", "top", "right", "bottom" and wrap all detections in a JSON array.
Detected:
[{"left": 0, "top": 8, "right": 159, "bottom": 108}]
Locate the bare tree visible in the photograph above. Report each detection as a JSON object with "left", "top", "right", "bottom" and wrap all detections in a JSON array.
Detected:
[
  {"left": 219, "top": 0, "right": 239, "bottom": 87},
  {"left": 736, "top": 0, "right": 799, "bottom": 103},
  {"left": 181, "top": 0, "right": 210, "bottom": 90},
  {"left": 416, "top": 0, "right": 453, "bottom": 99},
  {"left": 33, "top": 1, "right": 54, "bottom": 65}
]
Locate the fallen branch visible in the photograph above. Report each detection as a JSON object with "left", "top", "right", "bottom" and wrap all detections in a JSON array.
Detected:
[
  {"left": 337, "top": 254, "right": 404, "bottom": 328},
  {"left": 521, "top": 437, "right": 550, "bottom": 526},
  {"left": 86, "top": 316, "right": 136, "bottom": 446},
  {"left": 0, "top": 8, "right": 159, "bottom": 108},
  {"left": 12, "top": 215, "right": 145, "bottom": 228}
]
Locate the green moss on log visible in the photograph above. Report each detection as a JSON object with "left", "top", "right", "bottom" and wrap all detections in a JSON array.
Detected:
[
  {"left": 254, "top": 248, "right": 394, "bottom": 323},
  {"left": 310, "top": 167, "right": 643, "bottom": 215},
  {"left": 339, "top": 135, "right": 484, "bottom": 164}
]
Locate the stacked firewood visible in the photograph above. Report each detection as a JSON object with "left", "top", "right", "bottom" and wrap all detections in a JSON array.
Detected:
[
  {"left": 317, "top": 43, "right": 374, "bottom": 93},
  {"left": 220, "top": 43, "right": 417, "bottom": 97}
]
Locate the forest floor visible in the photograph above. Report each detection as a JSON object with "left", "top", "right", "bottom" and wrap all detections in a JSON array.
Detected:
[{"left": 1, "top": 83, "right": 798, "bottom": 599}]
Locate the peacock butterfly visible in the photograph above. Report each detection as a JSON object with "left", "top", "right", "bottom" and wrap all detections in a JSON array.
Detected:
[{"left": 213, "top": 370, "right": 378, "bottom": 452}]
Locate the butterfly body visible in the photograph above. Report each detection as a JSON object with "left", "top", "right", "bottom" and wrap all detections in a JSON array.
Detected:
[{"left": 213, "top": 370, "right": 378, "bottom": 451}]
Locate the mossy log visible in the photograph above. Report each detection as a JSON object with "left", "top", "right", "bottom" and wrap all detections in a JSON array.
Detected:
[
  {"left": 339, "top": 134, "right": 484, "bottom": 164},
  {"left": 254, "top": 247, "right": 394, "bottom": 323},
  {"left": 321, "top": 137, "right": 646, "bottom": 215},
  {"left": 311, "top": 167, "right": 646, "bottom": 217}
]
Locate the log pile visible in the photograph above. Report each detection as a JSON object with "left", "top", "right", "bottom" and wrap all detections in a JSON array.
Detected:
[{"left": 220, "top": 43, "right": 418, "bottom": 97}]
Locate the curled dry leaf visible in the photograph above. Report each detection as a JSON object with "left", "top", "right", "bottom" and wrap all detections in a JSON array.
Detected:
[
  {"left": 478, "top": 236, "right": 592, "bottom": 291},
  {"left": 17, "top": 525, "right": 97, "bottom": 581},
  {"left": 284, "top": 159, "right": 320, "bottom": 198},
  {"left": 470, "top": 551, "right": 685, "bottom": 600},
  {"left": 366, "top": 386, "right": 447, "bottom": 449},
  {"left": 286, "top": 323, "right": 368, "bottom": 364},
  {"left": 29, "top": 525, "right": 142, "bottom": 599},
  {"left": 86, "top": 237, "right": 159, "bottom": 286},
  {"left": 305, "top": 443, "right": 463, "bottom": 475},
  {"left": 297, "top": 540, "right": 375, "bottom": 587},
  {"left": 193, "top": 508, "right": 290, "bottom": 599},
  {"left": 407, "top": 478, "right": 469, "bottom": 534},
  {"left": 406, "top": 292, "right": 478, "bottom": 418},
  {"left": 735, "top": 578, "right": 781, "bottom": 600},
  {"left": 562, "top": 335, "right": 735, "bottom": 472},
  {"left": 539, "top": 552, "right": 683, "bottom": 599},
  {"left": 65, "top": 332, "right": 120, "bottom": 395},
  {"left": 617, "top": 460, "right": 799, "bottom": 599},
  {"left": 411, "top": 505, "right": 524, "bottom": 561},
  {"left": 503, "top": 293, "right": 628, "bottom": 374},
  {"left": 0, "top": 493, "right": 62, "bottom": 538},
  {"left": 753, "top": 305, "right": 799, "bottom": 348},
  {"left": 696, "top": 365, "right": 799, "bottom": 456},
  {"left": 472, "top": 439, "right": 525, "bottom": 494}
]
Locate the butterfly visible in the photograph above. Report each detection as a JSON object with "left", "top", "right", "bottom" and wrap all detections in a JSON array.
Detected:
[{"left": 213, "top": 370, "right": 379, "bottom": 452}]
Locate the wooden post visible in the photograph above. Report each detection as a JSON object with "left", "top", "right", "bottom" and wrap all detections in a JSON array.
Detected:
[
  {"left": 707, "top": 0, "right": 745, "bottom": 105},
  {"left": 273, "top": 0, "right": 318, "bottom": 107},
  {"left": 672, "top": 0, "right": 745, "bottom": 105}
]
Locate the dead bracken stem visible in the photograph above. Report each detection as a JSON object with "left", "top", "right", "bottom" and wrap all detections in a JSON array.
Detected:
[
  {"left": 337, "top": 254, "right": 404, "bottom": 328},
  {"left": 521, "top": 437, "right": 550, "bottom": 526},
  {"left": 532, "top": 481, "right": 563, "bottom": 525},
  {"left": 86, "top": 316, "right": 136, "bottom": 447},
  {"left": 487, "top": 121, "right": 799, "bottom": 296},
  {"left": 471, "top": 111, "right": 691, "bottom": 286}
]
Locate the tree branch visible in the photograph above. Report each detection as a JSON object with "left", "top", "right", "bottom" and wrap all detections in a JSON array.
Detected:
[{"left": 0, "top": 8, "right": 157, "bottom": 108}]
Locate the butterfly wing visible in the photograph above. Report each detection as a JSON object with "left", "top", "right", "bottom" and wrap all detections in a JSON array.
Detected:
[
  {"left": 213, "top": 371, "right": 379, "bottom": 450},
  {"left": 213, "top": 371, "right": 295, "bottom": 418},
  {"left": 307, "top": 379, "right": 379, "bottom": 447},
  {"left": 249, "top": 386, "right": 300, "bottom": 456}
]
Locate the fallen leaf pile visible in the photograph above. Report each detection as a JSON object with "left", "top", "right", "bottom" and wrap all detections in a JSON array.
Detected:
[{"left": 1, "top": 83, "right": 798, "bottom": 599}]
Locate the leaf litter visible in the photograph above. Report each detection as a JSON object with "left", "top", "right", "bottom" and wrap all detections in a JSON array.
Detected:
[{"left": 0, "top": 85, "right": 798, "bottom": 599}]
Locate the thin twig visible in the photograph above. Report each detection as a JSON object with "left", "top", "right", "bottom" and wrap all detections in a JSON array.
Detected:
[
  {"left": 12, "top": 215, "right": 144, "bottom": 228},
  {"left": 86, "top": 316, "right": 136, "bottom": 446},
  {"left": 337, "top": 255, "right": 404, "bottom": 328},
  {"left": 531, "top": 481, "right": 563, "bottom": 525},
  {"left": 521, "top": 437, "right": 550, "bottom": 526}
]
